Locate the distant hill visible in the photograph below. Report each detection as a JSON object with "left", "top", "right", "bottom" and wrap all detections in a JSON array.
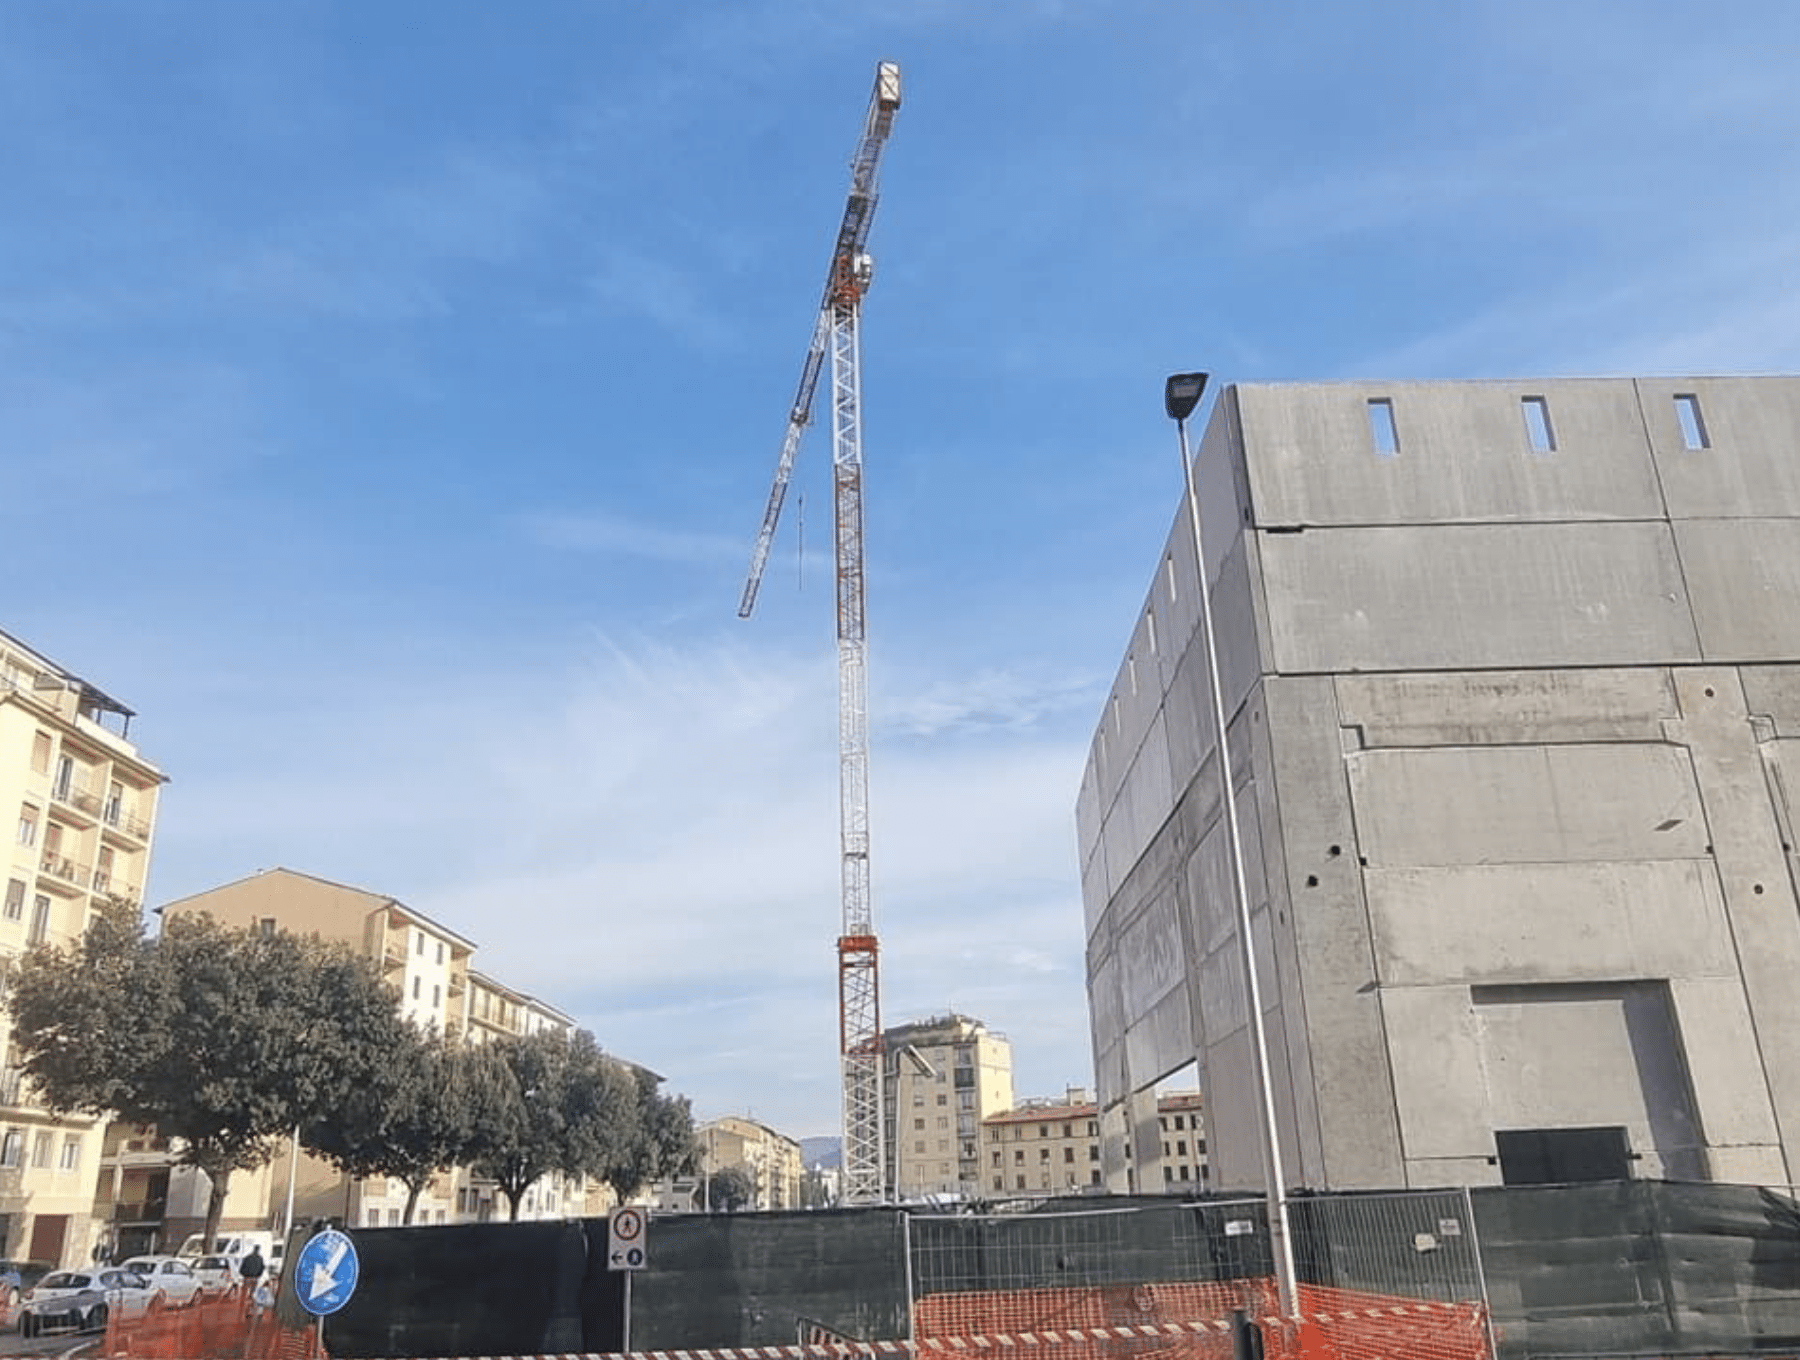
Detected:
[{"left": 800, "top": 1136, "right": 841, "bottom": 1169}]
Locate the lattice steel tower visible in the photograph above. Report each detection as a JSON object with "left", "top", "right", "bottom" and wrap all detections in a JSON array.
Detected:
[{"left": 738, "top": 61, "right": 902, "bottom": 1205}]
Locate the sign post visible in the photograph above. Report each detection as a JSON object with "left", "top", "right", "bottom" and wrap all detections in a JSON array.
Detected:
[{"left": 607, "top": 1206, "right": 648, "bottom": 1351}]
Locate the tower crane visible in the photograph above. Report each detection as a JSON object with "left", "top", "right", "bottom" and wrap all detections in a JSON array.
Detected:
[{"left": 738, "top": 61, "right": 901, "bottom": 1205}]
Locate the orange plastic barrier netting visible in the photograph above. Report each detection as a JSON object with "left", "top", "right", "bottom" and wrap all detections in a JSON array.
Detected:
[
  {"left": 97, "top": 1293, "right": 325, "bottom": 1360},
  {"left": 914, "top": 1280, "right": 1489, "bottom": 1360},
  {"left": 1290, "top": 1285, "right": 1491, "bottom": 1360}
]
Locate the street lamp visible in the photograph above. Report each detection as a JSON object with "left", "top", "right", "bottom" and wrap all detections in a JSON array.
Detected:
[{"left": 1164, "top": 372, "right": 1299, "bottom": 1318}]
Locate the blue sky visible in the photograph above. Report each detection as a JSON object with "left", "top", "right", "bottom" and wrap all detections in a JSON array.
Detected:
[{"left": 3, "top": 2, "right": 1797, "bottom": 1139}]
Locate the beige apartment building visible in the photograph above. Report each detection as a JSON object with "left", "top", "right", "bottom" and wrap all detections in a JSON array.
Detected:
[
  {"left": 883, "top": 1014, "right": 1014, "bottom": 1200},
  {"left": 154, "top": 867, "right": 588, "bottom": 1234},
  {"left": 695, "top": 1116, "right": 804, "bottom": 1211},
  {"left": 982, "top": 1089, "right": 1208, "bottom": 1198},
  {"left": 0, "top": 626, "right": 165, "bottom": 1268}
]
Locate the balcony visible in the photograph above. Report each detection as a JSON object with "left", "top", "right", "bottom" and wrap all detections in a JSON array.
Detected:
[
  {"left": 39, "top": 855, "right": 91, "bottom": 893},
  {"left": 52, "top": 783, "right": 103, "bottom": 825},
  {"left": 101, "top": 805, "right": 151, "bottom": 844},
  {"left": 112, "top": 1197, "right": 167, "bottom": 1226}
]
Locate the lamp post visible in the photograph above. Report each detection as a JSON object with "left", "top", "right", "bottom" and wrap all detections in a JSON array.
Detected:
[{"left": 1164, "top": 372, "right": 1298, "bottom": 1318}]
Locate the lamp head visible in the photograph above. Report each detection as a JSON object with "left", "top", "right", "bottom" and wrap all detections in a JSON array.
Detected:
[{"left": 1164, "top": 372, "right": 1210, "bottom": 423}]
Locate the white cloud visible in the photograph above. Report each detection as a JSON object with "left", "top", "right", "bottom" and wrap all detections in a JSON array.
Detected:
[{"left": 146, "top": 633, "right": 1096, "bottom": 1135}]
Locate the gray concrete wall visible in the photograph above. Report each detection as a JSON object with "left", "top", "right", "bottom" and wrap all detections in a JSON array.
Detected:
[{"left": 1079, "top": 376, "right": 1800, "bottom": 1192}]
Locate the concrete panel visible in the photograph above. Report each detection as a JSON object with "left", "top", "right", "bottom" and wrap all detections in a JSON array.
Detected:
[
  {"left": 1674, "top": 519, "right": 1800, "bottom": 661},
  {"left": 1739, "top": 665, "right": 1800, "bottom": 738},
  {"left": 1366, "top": 860, "right": 1735, "bottom": 986},
  {"left": 1182, "top": 773, "right": 1269, "bottom": 960},
  {"left": 1473, "top": 982, "right": 1705, "bottom": 1179},
  {"left": 1381, "top": 986, "right": 1493, "bottom": 1162},
  {"left": 1101, "top": 713, "right": 1176, "bottom": 902},
  {"left": 1238, "top": 379, "right": 1666, "bottom": 527},
  {"left": 1199, "top": 1026, "right": 1304, "bottom": 1192},
  {"left": 1195, "top": 940, "right": 1247, "bottom": 1048},
  {"left": 1348, "top": 743, "right": 1708, "bottom": 867},
  {"left": 1666, "top": 668, "right": 1800, "bottom": 1180},
  {"left": 1404, "top": 1158, "right": 1501, "bottom": 1190},
  {"left": 1668, "top": 976, "right": 1783, "bottom": 1149},
  {"left": 1704, "top": 1145, "right": 1792, "bottom": 1184},
  {"left": 1079, "top": 827, "right": 1109, "bottom": 943},
  {"left": 1260, "top": 522, "right": 1701, "bottom": 674},
  {"left": 1116, "top": 890, "right": 1185, "bottom": 1024},
  {"left": 1123, "top": 984, "right": 1195, "bottom": 1096},
  {"left": 1336, "top": 668, "right": 1680, "bottom": 749},
  {"left": 1262, "top": 675, "right": 1403, "bottom": 1189},
  {"left": 1638, "top": 376, "right": 1800, "bottom": 519}
]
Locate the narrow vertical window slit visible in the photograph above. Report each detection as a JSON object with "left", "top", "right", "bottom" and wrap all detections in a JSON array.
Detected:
[
  {"left": 1521, "top": 396, "right": 1556, "bottom": 453},
  {"left": 1367, "top": 398, "right": 1399, "bottom": 457}
]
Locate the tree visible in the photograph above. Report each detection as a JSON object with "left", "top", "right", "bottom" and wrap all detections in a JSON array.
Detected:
[
  {"left": 463, "top": 1028, "right": 647, "bottom": 1220},
  {"left": 594, "top": 1067, "right": 696, "bottom": 1202},
  {"left": 6, "top": 902, "right": 407, "bottom": 1246},
  {"left": 302, "top": 1026, "right": 476, "bottom": 1224},
  {"left": 700, "top": 1166, "right": 755, "bottom": 1212}
]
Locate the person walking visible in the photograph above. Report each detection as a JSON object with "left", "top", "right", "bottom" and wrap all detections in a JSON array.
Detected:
[{"left": 238, "top": 1246, "right": 266, "bottom": 1311}]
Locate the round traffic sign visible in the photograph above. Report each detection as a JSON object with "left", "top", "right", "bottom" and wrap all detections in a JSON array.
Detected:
[{"left": 294, "top": 1229, "right": 360, "bottom": 1316}]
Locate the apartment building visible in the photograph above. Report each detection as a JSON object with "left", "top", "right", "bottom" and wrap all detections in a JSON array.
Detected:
[
  {"left": 155, "top": 867, "right": 586, "bottom": 1233},
  {"left": 0, "top": 633, "right": 163, "bottom": 1266},
  {"left": 883, "top": 1014, "right": 1013, "bottom": 1200},
  {"left": 694, "top": 1116, "right": 804, "bottom": 1211},
  {"left": 0, "top": 627, "right": 165, "bottom": 1269},
  {"left": 1082, "top": 377, "right": 1800, "bottom": 1193},
  {"left": 982, "top": 1089, "right": 1207, "bottom": 1198}
]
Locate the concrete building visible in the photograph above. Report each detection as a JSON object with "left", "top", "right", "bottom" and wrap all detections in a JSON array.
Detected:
[
  {"left": 1079, "top": 377, "right": 1800, "bottom": 1193},
  {"left": 981, "top": 1088, "right": 1207, "bottom": 1198},
  {"left": 694, "top": 1116, "right": 804, "bottom": 1211},
  {"left": 156, "top": 867, "right": 587, "bottom": 1231},
  {"left": 883, "top": 1014, "right": 1014, "bottom": 1200},
  {"left": 0, "top": 627, "right": 164, "bottom": 1267}
]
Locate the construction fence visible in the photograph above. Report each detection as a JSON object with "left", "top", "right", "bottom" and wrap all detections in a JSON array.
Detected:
[
  {"left": 907, "top": 1190, "right": 1490, "bottom": 1360},
  {"left": 46, "top": 1180, "right": 1800, "bottom": 1359}
]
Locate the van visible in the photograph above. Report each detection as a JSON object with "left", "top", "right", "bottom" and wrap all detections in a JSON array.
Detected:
[{"left": 175, "top": 1230, "right": 277, "bottom": 1265}]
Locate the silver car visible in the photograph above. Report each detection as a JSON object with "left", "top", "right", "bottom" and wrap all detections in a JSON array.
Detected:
[{"left": 19, "top": 1268, "right": 157, "bottom": 1336}]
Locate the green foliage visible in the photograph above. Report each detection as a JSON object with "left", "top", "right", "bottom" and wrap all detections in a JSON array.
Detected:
[
  {"left": 6, "top": 901, "right": 407, "bottom": 1242},
  {"left": 701, "top": 1165, "right": 755, "bottom": 1212},
  {"left": 302, "top": 1027, "right": 476, "bottom": 1223},
  {"left": 598, "top": 1068, "right": 697, "bottom": 1201},
  {"left": 463, "top": 1029, "right": 695, "bottom": 1219}
]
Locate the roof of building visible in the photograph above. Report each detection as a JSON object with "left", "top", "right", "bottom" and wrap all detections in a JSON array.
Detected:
[
  {"left": 159, "top": 866, "right": 480, "bottom": 952},
  {"left": 985, "top": 1101, "right": 1096, "bottom": 1125},
  {"left": 985, "top": 1091, "right": 1203, "bottom": 1126},
  {"left": 0, "top": 625, "right": 137, "bottom": 722}
]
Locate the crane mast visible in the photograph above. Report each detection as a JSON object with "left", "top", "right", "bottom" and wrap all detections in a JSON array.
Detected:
[{"left": 739, "top": 61, "right": 901, "bottom": 1206}]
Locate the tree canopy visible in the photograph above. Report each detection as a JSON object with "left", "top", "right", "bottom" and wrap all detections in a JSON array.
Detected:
[
  {"left": 7, "top": 902, "right": 698, "bottom": 1234},
  {"left": 302, "top": 1025, "right": 476, "bottom": 1224},
  {"left": 6, "top": 901, "right": 408, "bottom": 1242},
  {"left": 463, "top": 1028, "right": 693, "bottom": 1219}
]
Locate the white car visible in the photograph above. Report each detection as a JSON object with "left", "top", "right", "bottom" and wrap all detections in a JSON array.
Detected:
[
  {"left": 190, "top": 1254, "right": 237, "bottom": 1299},
  {"left": 19, "top": 1268, "right": 158, "bottom": 1336},
  {"left": 116, "top": 1255, "right": 201, "bottom": 1308}
]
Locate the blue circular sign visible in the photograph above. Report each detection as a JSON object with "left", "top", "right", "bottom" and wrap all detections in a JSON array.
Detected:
[{"left": 293, "top": 1229, "right": 360, "bottom": 1316}]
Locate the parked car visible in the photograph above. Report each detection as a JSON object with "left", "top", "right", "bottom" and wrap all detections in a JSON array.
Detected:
[
  {"left": 116, "top": 1255, "right": 201, "bottom": 1308},
  {"left": 0, "top": 1260, "right": 52, "bottom": 1314},
  {"left": 190, "top": 1255, "right": 237, "bottom": 1299},
  {"left": 18, "top": 1268, "right": 157, "bottom": 1336}
]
